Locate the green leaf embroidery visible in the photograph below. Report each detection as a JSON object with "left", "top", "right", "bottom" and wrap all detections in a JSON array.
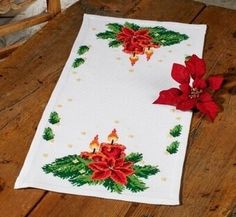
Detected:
[
  {"left": 96, "top": 31, "right": 116, "bottom": 39},
  {"left": 108, "top": 40, "right": 122, "bottom": 48},
  {"left": 72, "top": 58, "right": 85, "bottom": 68},
  {"left": 169, "top": 124, "right": 183, "bottom": 137},
  {"left": 69, "top": 174, "right": 96, "bottom": 187},
  {"left": 77, "top": 45, "right": 90, "bottom": 55},
  {"left": 134, "top": 165, "right": 159, "bottom": 179},
  {"left": 43, "top": 127, "right": 54, "bottom": 141},
  {"left": 106, "top": 23, "right": 122, "bottom": 33},
  {"left": 166, "top": 141, "right": 180, "bottom": 154},
  {"left": 103, "top": 179, "right": 125, "bottom": 194},
  {"left": 124, "top": 22, "right": 140, "bottom": 30},
  {"left": 49, "top": 111, "right": 60, "bottom": 124},
  {"left": 42, "top": 155, "right": 91, "bottom": 179},
  {"left": 125, "top": 153, "right": 143, "bottom": 163},
  {"left": 152, "top": 30, "right": 189, "bottom": 46},
  {"left": 126, "top": 175, "right": 148, "bottom": 192}
]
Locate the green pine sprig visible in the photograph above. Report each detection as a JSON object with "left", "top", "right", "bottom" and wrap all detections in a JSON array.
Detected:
[
  {"left": 108, "top": 40, "right": 122, "bottom": 48},
  {"left": 72, "top": 58, "right": 85, "bottom": 68},
  {"left": 106, "top": 23, "right": 123, "bottom": 33},
  {"left": 134, "top": 165, "right": 159, "bottom": 179},
  {"left": 96, "top": 31, "right": 116, "bottom": 39},
  {"left": 49, "top": 111, "right": 60, "bottom": 124},
  {"left": 103, "top": 179, "right": 125, "bottom": 194},
  {"left": 77, "top": 45, "right": 90, "bottom": 55},
  {"left": 166, "top": 141, "right": 180, "bottom": 154},
  {"left": 43, "top": 127, "right": 54, "bottom": 141},
  {"left": 125, "top": 152, "right": 143, "bottom": 163},
  {"left": 126, "top": 175, "right": 147, "bottom": 192},
  {"left": 124, "top": 22, "right": 140, "bottom": 30},
  {"left": 169, "top": 124, "right": 183, "bottom": 137},
  {"left": 42, "top": 155, "right": 91, "bottom": 179}
]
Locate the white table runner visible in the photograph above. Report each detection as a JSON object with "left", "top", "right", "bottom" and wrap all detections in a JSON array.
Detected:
[{"left": 15, "top": 14, "right": 206, "bottom": 205}]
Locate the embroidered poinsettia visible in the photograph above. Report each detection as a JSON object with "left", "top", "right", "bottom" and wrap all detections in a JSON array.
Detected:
[
  {"left": 117, "top": 27, "right": 152, "bottom": 54},
  {"left": 153, "top": 55, "right": 223, "bottom": 121},
  {"left": 88, "top": 157, "right": 134, "bottom": 184}
]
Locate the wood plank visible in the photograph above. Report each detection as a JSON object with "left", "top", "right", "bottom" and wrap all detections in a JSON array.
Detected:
[
  {"left": 0, "top": 40, "right": 25, "bottom": 59},
  {"left": 0, "top": 12, "right": 52, "bottom": 37},
  {"left": 0, "top": 1, "right": 158, "bottom": 217},
  {"left": 19, "top": 1, "right": 206, "bottom": 217},
  {"left": 121, "top": 6, "right": 236, "bottom": 217}
]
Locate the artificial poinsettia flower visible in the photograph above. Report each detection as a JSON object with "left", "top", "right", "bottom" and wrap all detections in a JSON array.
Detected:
[
  {"left": 153, "top": 55, "right": 224, "bottom": 121},
  {"left": 100, "top": 143, "right": 126, "bottom": 159},
  {"left": 88, "top": 157, "right": 134, "bottom": 184}
]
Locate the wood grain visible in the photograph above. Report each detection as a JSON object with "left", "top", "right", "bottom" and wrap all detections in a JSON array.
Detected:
[{"left": 0, "top": 0, "right": 235, "bottom": 217}]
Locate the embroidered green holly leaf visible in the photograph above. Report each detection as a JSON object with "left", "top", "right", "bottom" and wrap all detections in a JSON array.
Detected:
[
  {"left": 124, "top": 22, "right": 140, "bottom": 30},
  {"left": 96, "top": 31, "right": 116, "bottom": 39},
  {"left": 77, "top": 45, "right": 90, "bottom": 55},
  {"left": 72, "top": 58, "right": 85, "bottom": 68},
  {"left": 49, "top": 111, "right": 60, "bottom": 124},
  {"left": 108, "top": 40, "right": 122, "bottom": 48},
  {"left": 103, "top": 178, "right": 125, "bottom": 193},
  {"left": 134, "top": 165, "right": 159, "bottom": 179},
  {"left": 169, "top": 124, "right": 183, "bottom": 137},
  {"left": 42, "top": 155, "right": 91, "bottom": 178},
  {"left": 166, "top": 141, "right": 180, "bottom": 154},
  {"left": 106, "top": 23, "right": 122, "bottom": 33},
  {"left": 43, "top": 127, "right": 54, "bottom": 141},
  {"left": 126, "top": 175, "right": 147, "bottom": 192},
  {"left": 125, "top": 152, "right": 143, "bottom": 163}
]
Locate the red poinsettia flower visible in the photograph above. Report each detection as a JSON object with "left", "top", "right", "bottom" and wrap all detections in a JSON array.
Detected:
[
  {"left": 100, "top": 143, "right": 126, "bottom": 159},
  {"left": 117, "top": 27, "right": 156, "bottom": 54},
  {"left": 88, "top": 157, "right": 134, "bottom": 184},
  {"left": 153, "top": 55, "right": 223, "bottom": 121}
]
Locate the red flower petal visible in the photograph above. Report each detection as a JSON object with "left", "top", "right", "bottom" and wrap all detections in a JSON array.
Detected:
[
  {"left": 153, "top": 88, "right": 182, "bottom": 105},
  {"left": 176, "top": 98, "right": 196, "bottom": 111},
  {"left": 117, "top": 167, "right": 134, "bottom": 176},
  {"left": 171, "top": 63, "right": 190, "bottom": 84},
  {"left": 208, "top": 76, "right": 224, "bottom": 91},
  {"left": 199, "top": 92, "right": 213, "bottom": 102},
  {"left": 193, "top": 78, "right": 207, "bottom": 89},
  {"left": 88, "top": 161, "right": 108, "bottom": 171},
  {"left": 196, "top": 100, "right": 219, "bottom": 121},
  {"left": 179, "top": 84, "right": 191, "bottom": 94},
  {"left": 121, "top": 27, "right": 134, "bottom": 36},
  {"left": 92, "top": 170, "right": 111, "bottom": 180},
  {"left": 185, "top": 54, "right": 206, "bottom": 79},
  {"left": 110, "top": 169, "right": 127, "bottom": 185}
]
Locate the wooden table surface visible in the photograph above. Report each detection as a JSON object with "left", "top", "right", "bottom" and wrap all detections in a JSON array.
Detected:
[{"left": 0, "top": 1, "right": 236, "bottom": 217}]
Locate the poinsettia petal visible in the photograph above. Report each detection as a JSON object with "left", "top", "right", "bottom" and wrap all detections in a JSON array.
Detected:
[
  {"left": 196, "top": 100, "right": 220, "bottom": 121},
  {"left": 92, "top": 170, "right": 111, "bottom": 180},
  {"left": 136, "top": 29, "right": 149, "bottom": 36},
  {"left": 88, "top": 161, "right": 108, "bottom": 171},
  {"left": 208, "top": 76, "right": 224, "bottom": 91},
  {"left": 185, "top": 54, "right": 206, "bottom": 79},
  {"left": 121, "top": 161, "right": 133, "bottom": 168},
  {"left": 153, "top": 88, "right": 182, "bottom": 105},
  {"left": 193, "top": 78, "right": 207, "bottom": 89},
  {"left": 121, "top": 27, "right": 134, "bottom": 35},
  {"left": 176, "top": 98, "right": 196, "bottom": 111},
  {"left": 179, "top": 84, "right": 191, "bottom": 94},
  {"left": 111, "top": 170, "right": 127, "bottom": 185},
  {"left": 118, "top": 167, "right": 134, "bottom": 176},
  {"left": 171, "top": 63, "right": 190, "bottom": 84},
  {"left": 199, "top": 92, "right": 213, "bottom": 102}
]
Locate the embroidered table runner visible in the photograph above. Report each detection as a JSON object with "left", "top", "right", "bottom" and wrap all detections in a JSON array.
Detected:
[{"left": 15, "top": 14, "right": 206, "bottom": 205}]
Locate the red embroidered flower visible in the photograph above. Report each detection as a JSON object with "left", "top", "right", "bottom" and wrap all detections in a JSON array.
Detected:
[
  {"left": 88, "top": 157, "right": 134, "bottom": 184},
  {"left": 100, "top": 143, "right": 126, "bottom": 159},
  {"left": 117, "top": 27, "right": 156, "bottom": 54},
  {"left": 153, "top": 55, "right": 223, "bottom": 121}
]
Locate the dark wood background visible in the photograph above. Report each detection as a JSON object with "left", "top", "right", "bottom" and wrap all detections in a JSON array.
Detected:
[{"left": 0, "top": 0, "right": 235, "bottom": 216}]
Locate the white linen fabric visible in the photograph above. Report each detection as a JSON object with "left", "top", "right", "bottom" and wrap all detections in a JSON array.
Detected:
[{"left": 15, "top": 14, "right": 206, "bottom": 205}]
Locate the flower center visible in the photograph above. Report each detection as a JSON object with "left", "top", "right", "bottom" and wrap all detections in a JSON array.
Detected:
[{"left": 189, "top": 87, "right": 203, "bottom": 99}]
